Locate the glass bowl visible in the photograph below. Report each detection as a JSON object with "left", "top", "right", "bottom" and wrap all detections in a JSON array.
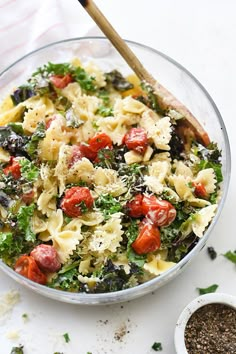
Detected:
[{"left": 0, "top": 37, "right": 231, "bottom": 305}]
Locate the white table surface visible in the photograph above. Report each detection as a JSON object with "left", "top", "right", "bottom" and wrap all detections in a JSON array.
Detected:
[{"left": 1, "top": 1, "right": 236, "bottom": 353}]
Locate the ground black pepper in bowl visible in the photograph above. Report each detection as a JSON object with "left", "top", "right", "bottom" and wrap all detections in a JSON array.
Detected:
[{"left": 184, "top": 303, "right": 236, "bottom": 354}]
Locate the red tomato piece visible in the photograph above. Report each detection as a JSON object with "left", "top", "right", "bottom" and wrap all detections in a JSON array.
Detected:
[
  {"left": 14, "top": 255, "right": 47, "bottom": 285},
  {"left": 126, "top": 194, "right": 144, "bottom": 218},
  {"left": 22, "top": 190, "right": 35, "bottom": 204},
  {"left": 68, "top": 145, "right": 85, "bottom": 167},
  {"left": 61, "top": 186, "right": 94, "bottom": 217},
  {"left": 122, "top": 128, "right": 148, "bottom": 154},
  {"left": 3, "top": 157, "right": 21, "bottom": 179},
  {"left": 50, "top": 74, "right": 73, "bottom": 89},
  {"left": 79, "top": 143, "right": 97, "bottom": 161},
  {"left": 30, "top": 244, "right": 61, "bottom": 273},
  {"left": 88, "top": 133, "right": 112, "bottom": 153},
  {"left": 45, "top": 116, "right": 56, "bottom": 129},
  {"left": 142, "top": 195, "right": 176, "bottom": 227},
  {"left": 131, "top": 222, "right": 161, "bottom": 254},
  {"left": 193, "top": 182, "right": 208, "bottom": 199}
]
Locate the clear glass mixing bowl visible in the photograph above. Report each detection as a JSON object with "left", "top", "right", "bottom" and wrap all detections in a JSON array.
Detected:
[{"left": 0, "top": 37, "right": 231, "bottom": 305}]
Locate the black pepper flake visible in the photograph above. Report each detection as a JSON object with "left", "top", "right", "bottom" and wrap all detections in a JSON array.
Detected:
[
  {"left": 185, "top": 303, "right": 236, "bottom": 354},
  {"left": 207, "top": 246, "right": 217, "bottom": 260}
]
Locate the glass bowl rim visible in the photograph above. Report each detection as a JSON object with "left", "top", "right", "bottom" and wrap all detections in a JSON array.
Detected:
[{"left": 0, "top": 36, "right": 231, "bottom": 304}]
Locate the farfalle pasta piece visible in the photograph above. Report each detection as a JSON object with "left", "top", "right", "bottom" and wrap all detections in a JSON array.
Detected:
[
  {"left": 144, "top": 254, "right": 176, "bottom": 276},
  {"left": 37, "top": 164, "right": 57, "bottom": 217},
  {"left": 67, "top": 157, "right": 94, "bottom": 184},
  {"left": 78, "top": 211, "right": 104, "bottom": 226},
  {"left": 54, "top": 144, "right": 72, "bottom": 196},
  {"left": 93, "top": 167, "right": 127, "bottom": 197},
  {"left": 194, "top": 168, "right": 217, "bottom": 194},
  {"left": 140, "top": 109, "right": 171, "bottom": 150},
  {"left": 148, "top": 161, "right": 171, "bottom": 182},
  {"left": 0, "top": 147, "right": 10, "bottom": 162},
  {"left": 89, "top": 213, "right": 124, "bottom": 253},
  {"left": 40, "top": 209, "right": 83, "bottom": 263},
  {"left": 0, "top": 104, "right": 24, "bottom": 125},
  {"left": 84, "top": 62, "right": 106, "bottom": 88},
  {"left": 192, "top": 204, "right": 218, "bottom": 237},
  {"left": 97, "top": 116, "right": 127, "bottom": 145},
  {"left": 174, "top": 161, "right": 193, "bottom": 178},
  {"left": 171, "top": 174, "right": 193, "bottom": 201},
  {"left": 32, "top": 214, "right": 48, "bottom": 234},
  {"left": 38, "top": 115, "right": 70, "bottom": 161},
  {"left": 22, "top": 105, "right": 46, "bottom": 133}
]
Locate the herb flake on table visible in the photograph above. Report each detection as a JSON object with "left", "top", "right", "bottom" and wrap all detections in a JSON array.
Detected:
[
  {"left": 223, "top": 250, "right": 236, "bottom": 264},
  {"left": 63, "top": 332, "right": 70, "bottom": 343},
  {"left": 152, "top": 342, "right": 163, "bottom": 351},
  {"left": 10, "top": 346, "right": 24, "bottom": 354},
  {"left": 197, "top": 284, "right": 219, "bottom": 295}
]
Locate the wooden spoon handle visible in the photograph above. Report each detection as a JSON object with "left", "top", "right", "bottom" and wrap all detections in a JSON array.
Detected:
[{"left": 78, "top": 0, "right": 210, "bottom": 146}]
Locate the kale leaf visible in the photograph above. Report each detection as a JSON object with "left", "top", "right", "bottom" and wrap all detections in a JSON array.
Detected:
[
  {"left": 11, "top": 84, "right": 35, "bottom": 105},
  {"left": 17, "top": 204, "right": 36, "bottom": 242},
  {"left": 223, "top": 250, "right": 236, "bottom": 264},
  {"left": 94, "top": 194, "right": 122, "bottom": 220},
  {"left": 92, "top": 260, "right": 141, "bottom": 293},
  {"left": 0, "top": 232, "right": 24, "bottom": 265},
  {"left": 19, "top": 159, "right": 39, "bottom": 182},
  {"left": 0, "top": 126, "right": 28, "bottom": 156},
  {"left": 105, "top": 70, "right": 133, "bottom": 91},
  {"left": 26, "top": 122, "right": 46, "bottom": 159},
  {"left": 10, "top": 346, "right": 24, "bottom": 354},
  {"left": 197, "top": 284, "right": 218, "bottom": 295}
]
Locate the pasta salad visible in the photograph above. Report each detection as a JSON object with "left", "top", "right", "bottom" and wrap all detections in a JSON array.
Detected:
[{"left": 0, "top": 58, "right": 223, "bottom": 293}]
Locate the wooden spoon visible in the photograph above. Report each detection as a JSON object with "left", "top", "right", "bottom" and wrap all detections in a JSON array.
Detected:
[{"left": 78, "top": 0, "right": 210, "bottom": 146}]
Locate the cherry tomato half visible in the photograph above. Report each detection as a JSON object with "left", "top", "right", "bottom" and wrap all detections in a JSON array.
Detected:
[
  {"left": 142, "top": 195, "right": 176, "bottom": 227},
  {"left": 88, "top": 133, "right": 113, "bottom": 153},
  {"left": 131, "top": 222, "right": 161, "bottom": 255},
  {"left": 50, "top": 74, "right": 73, "bottom": 89},
  {"left": 14, "top": 255, "right": 47, "bottom": 285},
  {"left": 3, "top": 157, "right": 21, "bottom": 179},
  {"left": 61, "top": 186, "right": 94, "bottom": 217},
  {"left": 30, "top": 244, "right": 61, "bottom": 273},
  {"left": 79, "top": 143, "right": 97, "bottom": 161},
  {"left": 126, "top": 194, "right": 144, "bottom": 218},
  {"left": 193, "top": 182, "right": 208, "bottom": 199},
  {"left": 122, "top": 128, "right": 148, "bottom": 154}
]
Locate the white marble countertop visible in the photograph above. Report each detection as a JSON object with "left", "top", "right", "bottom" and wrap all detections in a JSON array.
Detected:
[{"left": 0, "top": 1, "right": 236, "bottom": 353}]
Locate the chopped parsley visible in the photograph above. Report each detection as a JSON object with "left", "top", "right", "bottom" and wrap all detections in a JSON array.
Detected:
[
  {"left": 223, "top": 250, "right": 236, "bottom": 264},
  {"left": 32, "top": 62, "right": 96, "bottom": 92},
  {"left": 63, "top": 332, "right": 70, "bottom": 343},
  {"left": 197, "top": 284, "right": 219, "bottom": 295},
  {"left": 94, "top": 194, "right": 122, "bottom": 220},
  {"left": 10, "top": 346, "right": 24, "bottom": 354},
  {"left": 19, "top": 159, "right": 39, "bottom": 182},
  {"left": 96, "top": 105, "right": 114, "bottom": 117},
  {"left": 152, "top": 342, "right": 163, "bottom": 351}
]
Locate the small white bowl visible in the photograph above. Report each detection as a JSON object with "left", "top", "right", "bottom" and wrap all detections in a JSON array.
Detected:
[{"left": 174, "top": 293, "right": 236, "bottom": 354}]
